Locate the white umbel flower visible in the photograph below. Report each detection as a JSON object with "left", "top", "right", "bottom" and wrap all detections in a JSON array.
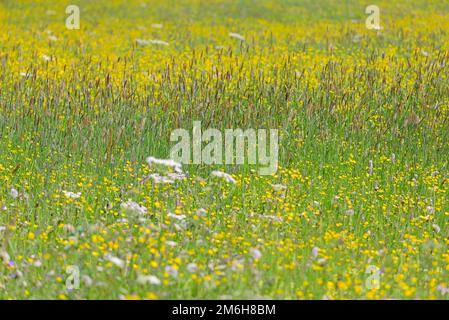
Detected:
[
  {"left": 229, "top": 32, "right": 245, "bottom": 41},
  {"left": 120, "top": 200, "right": 148, "bottom": 216},
  {"left": 136, "top": 39, "right": 169, "bottom": 46},
  {"left": 62, "top": 191, "right": 81, "bottom": 199},
  {"left": 137, "top": 274, "right": 161, "bottom": 285},
  {"left": 10, "top": 188, "right": 19, "bottom": 199},
  {"left": 211, "top": 171, "right": 236, "bottom": 184},
  {"left": 146, "top": 157, "right": 183, "bottom": 173}
]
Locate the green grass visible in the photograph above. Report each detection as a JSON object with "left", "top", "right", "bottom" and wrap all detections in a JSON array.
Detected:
[{"left": 0, "top": 0, "right": 449, "bottom": 299}]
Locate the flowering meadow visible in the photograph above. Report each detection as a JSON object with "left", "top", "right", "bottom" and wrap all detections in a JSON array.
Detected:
[{"left": 1, "top": 0, "right": 449, "bottom": 299}]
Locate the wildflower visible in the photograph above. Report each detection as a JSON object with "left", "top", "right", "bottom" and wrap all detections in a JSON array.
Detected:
[
  {"left": 42, "top": 55, "right": 52, "bottom": 61},
  {"left": 186, "top": 263, "right": 198, "bottom": 273},
  {"left": 271, "top": 184, "right": 287, "bottom": 191},
  {"left": 151, "top": 24, "right": 163, "bottom": 29},
  {"left": 146, "top": 156, "right": 183, "bottom": 173},
  {"left": 136, "top": 39, "right": 169, "bottom": 46},
  {"left": 263, "top": 215, "right": 283, "bottom": 222},
  {"left": 231, "top": 259, "right": 244, "bottom": 272},
  {"left": 432, "top": 224, "right": 441, "bottom": 233},
  {"left": 437, "top": 284, "right": 449, "bottom": 295},
  {"left": 120, "top": 200, "right": 148, "bottom": 215},
  {"left": 107, "top": 255, "right": 125, "bottom": 268},
  {"left": 166, "top": 172, "right": 186, "bottom": 180},
  {"left": 311, "top": 247, "right": 319, "bottom": 258},
  {"left": 167, "top": 212, "right": 186, "bottom": 220},
  {"left": 62, "top": 191, "right": 81, "bottom": 199},
  {"left": 146, "top": 292, "right": 157, "bottom": 300},
  {"left": 0, "top": 250, "right": 11, "bottom": 264},
  {"left": 229, "top": 32, "right": 245, "bottom": 41},
  {"left": 196, "top": 208, "right": 207, "bottom": 217},
  {"left": 165, "top": 265, "right": 178, "bottom": 278},
  {"left": 147, "top": 173, "right": 174, "bottom": 184},
  {"left": 137, "top": 274, "right": 161, "bottom": 285},
  {"left": 63, "top": 224, "right": 76, "bottom": 233},
  {"left": 249, "top": 248, "right": 262, "bottom": 260},
  {"left": 346, "top": 209, "right": 355, "bottom": 216},
  {"left": 211, "top": 170, "right": 236, "bottom": 184},
  {"left": 82, "top": 275, "right": 93, "bottom": 286},
  {"left": 48, "top": 35, "right": 58, "bottom": 41},
  {"left": 33, "top": 260, "right": 42, "bottom": 267},
  {"left": 10, "top": 188, "right": 19, "bottom": 199},
  {"left": 165, "top": 240, "right": 177, "bottom": 247}
]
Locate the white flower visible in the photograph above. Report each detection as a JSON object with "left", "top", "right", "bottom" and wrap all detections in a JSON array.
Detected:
[
  {"left": 271, "top": 184, "right": 287, "bottom": 191},
  {"left": 166, "top": 172, "right": 186, "bottom": 180},
  {"left": 165, "top": 240, "right": 177, "bottom": 247},
  {"left": 120, "top": 200, "right": 148, "bottom": 215},
  {"left": 437, "top": 284, "right": 449, "bottom": 295},
  {"left": 137, "top": 274, "right": 161, "bottom": 285},
  {"left": 136, "top": 39, "right": 169, "bottom": 46},
  {"left": 186, "top": 263, "right": 198, "bottom": 273},
  {"left": 167, "top": 212, "right": 186, "bottom": 220},
  {"left": 146, "top": 156, "right": 183, "bottom": 173},
  {"left": 263, "top": 215, "right": 283, "bottom": 222},
  {"left": 107, "top": 255, "right": 125, "bottom": 268},
  {"left": 231, "top": 259, "right": 244, "bottom": 272},
  {"left": 20, "top": 72, "right": 33, "bottom": 78},
  {"left": 211, "top": 171, "right": 236, "bottom": 184},
  {"left": 10, "top": 188, "right": 19, "bottom": 199},
  {"left": 42, "top": 54, "right": 52, "bottom": 61},
  {"left": 62, "top": 191, "right": 81, "bottom": 199},
  {"left": 249, "top": 248, "right": 262, "bottom": 260},
  {"left": 196, "top": 208, "right": 207, "bottom": 217},
  {"left": 82, "top": 275, "right": 93, "bottom": 286},
  {"left": 311, "top": 246, "right": 319, "bottom": 258},
  {"left": 346, "top": 209, "right": 355, "bottom": 216},
  {"left": 33, "top": 260, "right": 42, "bottom": 267},
  {"left": 229, "top": 32, "right": 245, "bottom": 41},
  {"left": 151, "top": 24, "right": 163, "bottom": 29},
  {"left": 0, "top": 250, "right": 10, "bottom": 264},
  {"left": 165, "top": 265, "right": 178, "bottom": 278},
  {"left": 63, "top": 224, "right": 75, "bottom": 233},
  {"left": 48, "top": 35, "right": 58, "bottom": 41},
  {"left": 148, "top": 173, "right": 174, "bottom": 184},
  {"left": 432, "top": 224, "right": 441, "bottom": 233}
]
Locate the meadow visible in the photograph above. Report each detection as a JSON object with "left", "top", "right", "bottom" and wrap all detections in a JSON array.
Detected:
[{"left": 0, "top": 0, "right": 449, "bottom": 299}]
